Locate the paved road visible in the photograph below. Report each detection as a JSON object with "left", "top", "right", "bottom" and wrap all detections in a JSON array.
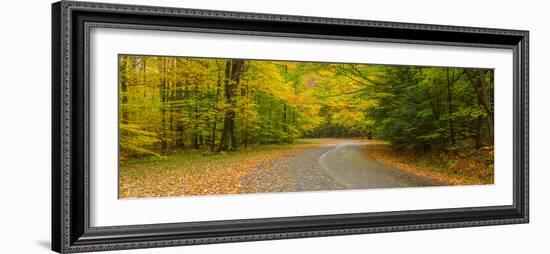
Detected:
[{"left": 239, "top": 140, "right": 442, "bottom": 193}]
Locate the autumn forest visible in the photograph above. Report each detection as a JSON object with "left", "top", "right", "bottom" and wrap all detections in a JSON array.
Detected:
[{"left": 119, "top": 55, "right": 494, "bottom": 198}]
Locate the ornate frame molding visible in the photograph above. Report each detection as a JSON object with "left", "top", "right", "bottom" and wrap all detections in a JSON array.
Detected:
[{"left": 52, "top": 1, "right": 529, "bottom": 253}]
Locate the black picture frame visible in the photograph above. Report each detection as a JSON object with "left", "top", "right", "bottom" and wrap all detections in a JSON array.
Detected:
[{"left": 51, "top": 1, "right": 529, "bottom": 253}]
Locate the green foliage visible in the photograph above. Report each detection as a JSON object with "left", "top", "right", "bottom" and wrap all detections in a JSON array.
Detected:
[{"left": 365, "top": 66, "right": 493, "bottom": 152}]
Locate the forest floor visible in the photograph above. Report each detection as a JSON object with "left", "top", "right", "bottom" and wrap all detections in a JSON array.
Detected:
[
  {"left": 119, "top": 139, "right": 492, "bottom": 199},
  {"left": 364, "top": 141, "right": 494, "bottom": 186},
  {"left": 119, "top": 140, "right": 330, "bottom": 198}
]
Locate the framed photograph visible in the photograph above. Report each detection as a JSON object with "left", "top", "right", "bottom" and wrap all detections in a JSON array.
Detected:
[{"left": 52, "top": 1, "right": 529, "bottom": 253}]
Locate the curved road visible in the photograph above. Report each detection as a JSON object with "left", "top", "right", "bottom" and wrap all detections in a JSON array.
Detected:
[{"left": 240, "top": 140, "right": 442, "bottom": 193}]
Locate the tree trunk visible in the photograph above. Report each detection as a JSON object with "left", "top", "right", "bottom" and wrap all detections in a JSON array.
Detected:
[
  {"left": 426, "top": 89, "right": 440, "bottom": 121},
  {"left": 466, "top": 69, "right": 494, "bottom": 144},
  {"left": 168, "top": 60, "right": 175, "bottom": 149},
  {"left": 193, "top": 82, "right": 200, "bottom": 149},
  {"left": 174, "top": 60, "right": 185, "bottom": 148},
  {"left": 283, "top": 103, "right": 287, "bottom": 133},
  {"left": 475, "top": 115, "right": 483, "bottom": 149},
  {"left": 211, "top": 61, "right": 223, "bottom": 152},
  {"left": 160, "top": 58, "right": 167, "bottom": 151},
  {"left": 120, "top": 56, "right": 129, "bottom": 124},
  {"left": 478, "top": 70, "right": 494, "bottom": 143},
  {"left": 218, "top": 59, "right": 245, "bottom": 152},
  {"left": 244, "top": 83, "right": 249, "bottom": 148},
  {"left": 142, "top": 57, "right": 147, "bottom": 97},
  {"left": 446, "top": 68, "right": 456, "bottom": 147}
]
